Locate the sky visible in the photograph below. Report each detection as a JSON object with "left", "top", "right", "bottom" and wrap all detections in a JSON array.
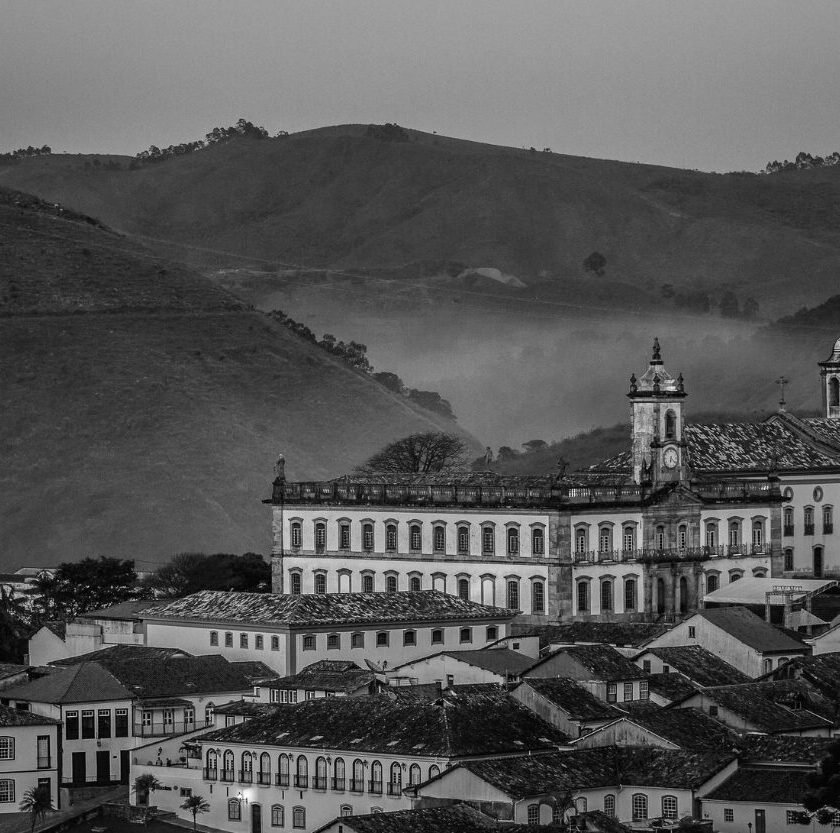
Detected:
[{"left": 1, "top": 0, "right": 839, "bottom": 172}]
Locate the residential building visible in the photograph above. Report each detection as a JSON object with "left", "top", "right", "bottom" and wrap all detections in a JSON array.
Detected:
[
  {"left": 633, "top": 645, "right": 751, "bottom": 687},
  {"left": 259, "top": 661, "right": 376, "bottom": 704},
  {"left": 386, "top": 649, "right": 534, "bottom": 687},
  {"left": 641, "top": 606, "right": 810, "bottom": 677},
  {"left": 129, "top": 689, "right": 569, "bottom": 833},
  {"left": 0, "top": 665, "right": 32, "bottom": 692},
  {"left": 140, "top": 589, "right": 514, "bottom": 675},
  {"left": 0, "top": 705, "right": 59, "bottom": 814},
  {"left": 501, "top": 622, "right": 671, "bottom": 657},
  {"left": 765, "top": 651, "right": 840, "bottom": 696},
  {"left": 1, "top": 649, "right": 254, "bottom": 786}
]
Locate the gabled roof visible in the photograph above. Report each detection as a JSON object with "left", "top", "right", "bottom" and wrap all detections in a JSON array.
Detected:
[
  {"left": 734, "top": 734, "right": 833, "bottom": 764},
  {"left": 0, "top": 703, "right": 59, "bottom": 727},
  {"left": 392, "top": 648, "right": 533, "bottom": 677},
  {"left": 612, "top": 705, "right": 740, "bottom": 751},
  {"left": 196, "top": 690, "right": 569, "bottom": 757},
  {"left": 141, "top": 589, "right": 513, "bottom": 628},
  {"left": 513, "top": 622, "right": 670, "bottom": 650},
  {"left": 646, "top": 672, "right": 699, "bottom": 703},
  {"left": 2, "top": 662, "right": 132, "bottom": 704},
  {"left": 531, "top": 644, "right": 648, "bottom": 681},
  {"left": 695, "top": 606, "right": 809, "bottom": 654},
  {"left": 384, "top": 683, "right": 444, "bottom": 702},
  {"left": 768, "top": 652, "right": 840, "bottom": 698},
  {"left": 704, "top": 577, "right": 838, "bottom": 607},
  {"left": 78, "top": 600, "right": 160, "bottom": 620},
  {"left": 0, "top": 663, "right": 30, "bottom": 682},
  {"left": 230, "top": 661, "right": 278, "bottom": 682},
  {"left": 266, "top": 660, "right": 374, "bottom": 694},
  {"left": 212, "top": 700, "right": 285, "bottom": 718},
  {"left": 42, "top": 621, "right": 66, "bottom": 639},
  {"left": 704, "top": 767, "right": 813, "bottom": 804},
  {"left": 453, "top": 747, "right": 736, "bottom": 798},
  {"left": 313, "top": 804, "right": 497, "bottom": 833},
  {"left": 638, "top": 646, "right": 751, "bottom": 687},
  {"left": 51, "top": 645, "right": 191, "bottom": 666},
  {"left": 516, "top": 678, "right": 622, "bottom": 722}
]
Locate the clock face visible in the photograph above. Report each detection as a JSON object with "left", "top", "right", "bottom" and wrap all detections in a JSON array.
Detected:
[{"left": 663, "top": 446, "right": 679, "bottom": 469}]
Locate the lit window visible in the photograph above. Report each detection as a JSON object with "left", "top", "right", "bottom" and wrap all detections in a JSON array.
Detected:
[
  {"left": 290, "top": 522, "right": 302, "bottom": 548},
  {"left": 532, "top": 527, "right": 544, "bottom": 555},
  {"left": 433, "top": 526, "right": 445, "bottom": 552},
  {"left": 362, "top": 523, "right": 374, "bottom": 551}
]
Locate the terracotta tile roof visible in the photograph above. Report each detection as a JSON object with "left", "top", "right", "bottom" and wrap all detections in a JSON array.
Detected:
[
  {"left": 43, "top": 621, "right": 66, "bottom": 639},
  {"left": 266, "top": 660, "right": 374, "bottom": 694},
  {"left": 704, "top": 767, "right": 812, "bottom": 804},
  {"left": 51, "top": 645, "right": 191, "bottom": 666},
  {"left": 2, "top": 662, "right": 132, "bottom": 704},
  {"left": 197, "top": 690, "right": 569, "bottom": 756},
  {"left": 78, "top": 600, "right": 160, "bottom": 620},
  {"left": 640, "top": 646, "right": 752, "bottom": 687},
  {"left": 313, "top": 804, "right": 497, "bottom": 833},
  {"left": 391, "top": 649, "right": 533, "bottom": 677},
  {"left": 695, "top": 606, "right": 808, "bottom": 653},
  {"left": 0, "top": 663, "right": 30, "bottom": 682},
  {"left": 212, "top": 700, "right": 285, "bottom": 717},
  {"left": 646, "top": 672, "right": 699, "bottom": 703},
  {"left": 688, "top": 679, "right": 835, "bottom": 733},
  {"left": 767, "top": 652, "right": 840, "bottom": 698},
  {"left": 531, "top": 644, "right": 648, "bottom": 681},
  {"left": 384, "top": 683, "right": 444, "bottom": 702},
  {"left": 230, "top": 661, "right": 277, "bottom": 682},
  {"left": 516, "top": 622, "right": 670, "bottom": 650},
  {"left": 612, "top": 705, "right": 740, "bottom": 751},
  {"left": 802, "top": 417, "right": 840, "bottom": 449},
  {"left": 734, "top": 734, "right": 833, "bottom": 764},
  {"left": 0, "top": 703, "right": 59, "bottom": 727},
  {"left": 141, "top": 589, "right": 514, "bottom": 628},
  {"left": 516, "top": 678, "right": 622, "bottom": 722},
  {"left": 457, "top": 747, "right": 736, "bottom": 798}
]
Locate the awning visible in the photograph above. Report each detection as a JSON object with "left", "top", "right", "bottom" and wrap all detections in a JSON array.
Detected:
[{"left": 703, "top": 577, "right": 839, "bottom": 606}]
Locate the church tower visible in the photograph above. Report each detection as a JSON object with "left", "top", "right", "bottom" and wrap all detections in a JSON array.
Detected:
[
  {"left": 819, "top": 337, "right": 840, "bottom": 420},
  {"left": 628, "top": 339, "right": 688, "bottom": 485}
]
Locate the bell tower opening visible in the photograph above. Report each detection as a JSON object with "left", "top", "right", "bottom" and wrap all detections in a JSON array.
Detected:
[{"left": 818, "top": 337, "right": 840, "bottom": 419}]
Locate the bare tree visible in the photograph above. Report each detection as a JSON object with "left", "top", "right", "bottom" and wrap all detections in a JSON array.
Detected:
[{"left": 357, "top": 432, "right": 469, "bottom": 474}]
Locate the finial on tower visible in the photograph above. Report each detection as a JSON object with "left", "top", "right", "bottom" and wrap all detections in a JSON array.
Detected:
[
  {"left": 274, "top": 453, "right": 286, "bottom": 482},
  {"left": 651, "top": 337, "right": 662, "bottom": 365},
  {"left": 629, "top": 373, "right": 637, "bottom": 393},
  {"left": 775, "top": 376, "right": 788, "bottom": 412},
  {"left": 677, "top": 373, "right": 685, "bottom": 393},
  {"left": 653, "top": 374, "right": 661, "bottom": 394}
]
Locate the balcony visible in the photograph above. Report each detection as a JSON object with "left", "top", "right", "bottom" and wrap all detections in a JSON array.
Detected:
[
  {"left": 573, "top": 544, "right": 771, "bottom": 565},
  {"left": 294, "top": 775, "right": 308, "bottom": 789},
  {"left": 313, "top": 776, "right": 327, "bottom": 790},
  {"left": 805, "top": 524, "right": 815, "bottom": 536},
  {"left": 203, "top": 768, "right": 218, "bottom": 781},
  {"left": 220, "top": 770, "right": 234, "bottom": 783},
  {"left": 387, "top": 783, "right": 403, "bottom": 796},
  {"left": 238, "top": 770, "right": 253, "bottom": 784},
  {"left": 784, "top": 525, "right": 794, "bottom": 537},
  {"left": 257, "top": 773, "right": 271, "bottom": 786},
  {"left": 275, "top": 774, "right": 289, "bottom": 787},
  {"left": 368, "top": 780, "right": 383, "bottom": 795},
  {"left": 349, "top": 779, "right": 364, "bottom": 793},
  {"left": 134, "top": 720, "right": 197, "bottom": 738},
  {"left": 331, "top": 778, "right": 345, "bottom": 791}
]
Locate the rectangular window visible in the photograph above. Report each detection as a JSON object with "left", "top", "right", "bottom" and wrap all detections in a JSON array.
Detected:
[
  {"left": 225, "top": 632, "right": 233, "bottom": 647},
  {"left": 291, "top": 522, "right": 302, "bottom": 548},
  {"left": 0, "top": 780, "right": 14, "bottom": 803},
  {"left": 457, "top": 527, "right": 469, "bottom": 554},
  {"left": 532, "top": 528, "right": 545, "bottom": 555},
  {"left": 141, "top": 711, "right": 152, "bottom": 728},
  {"left": 376, "top": 632, "right": 389, "bottom": 647},
  {"left": 606, "top": 684, "right": 617, "bottom": 703},
  {"left": 705, "top": 524, "right": 717, "bottom": 549},
  {"left": 431, "top": 629, "right": 444, "bottom": 644},
  {"left": 315, "top": 523, "right": 326, "bottom": 551},
  {"left": 433, "top": 527, "right": 445, "bottom": 552},
  {"left": 271, "top": 635, "right": 280, "bottom": 651},
  {"left": 403, "top": 631, "right": 416, "bottom": 646},
  {"left": 688, "top": 626, "right": 696, "bottom": 638},
  {"left": 255, "top": 634, "right": 264, "bottom": 650},
  {"left": 115, "top": 709, "right": 128, "bottom": 737},
  {"left": 709, "top": 705, "right": 718, "bottom": 717},
  {"left": 639, "top": 680, "right": 649, "bottom": 701},
  {"left": 351, "top": 632, "right": 364, "bottom": 649},
  {"left": 623, "top": 682, "right": 633, "bottom": 701},
  {"left": 327, "top": 634, "right": 340, "bottom": 650},
  {"left": 623, "top": 527, "right": 635, "bottom": 552},
  {"left": 185, "top": 707, "right": 195, "bottom": 726},
  {"left": 386, "top": 526, "right": 397, "bottom": 552},
  {"left": 98, "top": 709, "right": 111, "bottom": 738},
  {"left": 642, "top": 660, "right": 651, "bottom": 672},
  {"left": 180, "top": 788, "right": 192, "bottom": 798},
  {"left": 0, "top": 738, "right": 14, "bottom": 760},
  {"left": 302, "top": 635, "right": 315, "bottom": 651},
  {"left": 410, "top": 526, "right": 422, "bottom": 551},
  {"left": 81, "top": 710, "right": 95, "bottom": 739},
  {"left": 363, "top": 525, "right": 374, "bottom": 551},
  {"left": 724, "top": 809, "right": 734, "bottom": 823},
  {"left": 532, "top": 582, "right": 545, "bottom": 614},
  {"left": 65, "top": 711, "right": 79, "bottom": 740},
  {"left": 340, "top": 524, "right": 351, "bottom": 550},
  {"left": 229, "top": 800, "right": 241, "bottom": 821},
  {"left": 240, "top": 633, "right": 248, "bottom": 649},
  {"left": 210, "top": 631, "right": 219, "bottom": 646},
  {"left": 482, "top": 527, "right": 495, "bottom": 555}
]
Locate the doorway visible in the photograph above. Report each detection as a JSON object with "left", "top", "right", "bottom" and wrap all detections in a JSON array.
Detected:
[
  {"left": 96, "top": 750, "right": 110, "bottom": 784},
  {"left": 120, "top": 750, "right": 130, "bottom": 784},
  {"left": 251, "top": 803, "right": 262, "bottom": 833},
  {"left": 814, "top": 546, "right": 824, "bottom": 578},
  {"left": 755, "top": 809, "right": 766, "bottom": 833},
  {"left": 71, "top": 752, "right": 86, "bottom": 784}
]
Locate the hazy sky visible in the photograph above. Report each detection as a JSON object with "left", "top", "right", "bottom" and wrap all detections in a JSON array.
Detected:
[{"left": 2, "top": 0, "right": 838, "bottom": 171}]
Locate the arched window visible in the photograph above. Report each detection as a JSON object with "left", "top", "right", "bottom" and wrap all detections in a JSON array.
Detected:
[
  {"left": 315, "top": 756, "right": 327, "bottom": 789},
  {"left": 507, "top": 579, "right": 520, "bottom": 610},
  {"left": 340, "top": 805, "right": 352, "bottom": 818},
  {"left": 831, "top": 377, "right": 840, "bottom": 407},
  {"left": 222, "top": 750, "right": 234, "bottom": 780},
  {"left": 458, "top": 578, "right": 469, "bottom": 600},
  {"left": 805, "top": 506, "right": 815, "bottom": 533},
  {"left": 292, "top": 807, "right": 305, "bottom": 829},
  {"left": 728, "top": 519, "right": 741, "bottom": 548},
  {"left": 665, "top": 410, "right": 676, "bottom": 439},
  {"left": 433, "top": 525, "right": 445, "bottom": 553},
  {"left": 752, "top": 519, "right": 764, "bottom": 550},
  {"left": 386, "top": 575, "right": 397, "bottom": 593},
  {"left": 656, "top": 578, "right": 665, "bottom": 614},
  {"left": 428, "top": 765, "right": 440, "bottom": 779},
  {"left": 824, "top": 506, "right": 834, "bottom": 533},
  {"left": 210, "top": 630, "right": 218, "bottom": 646},
  {"left": 457, "top": 525, "right": 470, "bottom": 554},
  {"left": 576, "top": 797, "right": 587, "bottom": 812},
  {"left": 604, "top": 794, "right": 616, "bottom": 816},
  {"left": 624, "top": 578, "right": 636, "bottom": 611},
  {"left": 482, "top": 526, "right": 495, "bottom": 555},
  {"left": 632, "top": 793, "right": 648, "bottom": 821},
  {"left": 784, "top": 507, "right": 794, "bottom": 534},
  {"left": 409, "top": 764, "right": 421, "bottom": 785},
  {"left": 409, "top": 576, "right": 421, "bottom": 591},
  {"left": 362, "top": 523, "right": 374, "bottom": 551},
  {"left": 507, "top": 527, "right": 519, "bottom": 555},
  {"left": 679, "top": 576, "right": 688, "bottom": 614},
  {"left": 270, "top": 805, "right": 284, "bottom": 827},
  {"left": 295, "top": 755, "right": 308, "bottom": 788},
  {"left": 352, "top": 759, "right": 364, "bottom": 792},
  {"left": 730, "top": 571, "right": 742, "bottom": 582},
  {"left": 599, "top": 526, "right": 613, "bottom": 553},
  {"left": 527, "top": 804, "right": 540, "bottom": 825},
  {"left": 815, "top": 546, "right": 824, "bottom": 578},
  {"left": 706, "top": 573, "right": 719, "bottom": 593},
  {"left": 600, "top": 580, "right": 613, "bottom": 611},
  {"left": 206, "top": 749, "right": 218, "bottom": 775},
  {"left": 315, "top": 522, "right": 326, "bottom": 552},
  {"left": 532, "top": 527, "right": 545, "bottom": 555},
  {"left": 260, "top": 752, "right": 271, "bottom": 783},
  {"left": 333, "top": 757, "right": 345, "bottom": 790},
  {"left": 532, "top": 581, "right": 545, "bottom": 614},
  {"left": 385, "top": 524, "right": 397, "bottom": 552},
  {"left": 678, "top": 524, "right": 687, "bottom": 550},
  {"left": 705, "top": 521, "right": 718, "bottom": 549},
  {"left": 784, "top": 548, "right": 794, "bottom": 571},
  {"left": 370, "top": 761, "right": 383, "bottom": 793},
  {"left": 290, "top": 521, "right": 302, "bottom": 549},
  {"left": 314, "top": 573, "right": 327, "bottom": 594},
  {"left": 662, "top": 795, "right": 678, "bottom": 820},
  {"left": 655, "top": 525, "right": 666, "bottom": 550},
  {"left": 228, "top": 799, "right": 241, "bottom": 821},
  {"left": 622, "top": 525, "right": 636, "bottom": 553},
  {"left": 409, "top": 524, "right": 422, "bottom": 551},
  {"left": 577, "top": 580, "right": 589, "bottom": 612},
  {"left": 362, "top": 574, "right": 374, "bottom": 593},
  {"left": 575, "top": 527, "right": 588, "bottom": 554},
  {"left": 390, "top": 762, "right": 402, "bottom": 791},
  {"left": 290, "top": 573, "right": 301, "bottom": 595},
  {"left": 279, "top": 754, "right": 290, "bottom": 786}
]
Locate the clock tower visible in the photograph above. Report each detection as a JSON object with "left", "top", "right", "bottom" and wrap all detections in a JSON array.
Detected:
[{"left": 628, "top": 338, "right": 688, "bottom": 485}]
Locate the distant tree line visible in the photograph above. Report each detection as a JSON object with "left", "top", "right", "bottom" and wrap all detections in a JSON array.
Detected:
[
  {"left": 0, "top": 145, "right": 51, "bottom": 165},
  {"left": 132, "top": 119, "right": 273, "bottom": 167},
  {"left": 660, "top": 284, "right": 759, "bottom": 319},
  {"left": 366, "top": 123, "right": 410, "bottom": 142},
  {"left": 764, "top": 151, "right": 840, "bottom": 174},
  {"left": 268, "top": 309, "right": 456, "bottom": 420}
]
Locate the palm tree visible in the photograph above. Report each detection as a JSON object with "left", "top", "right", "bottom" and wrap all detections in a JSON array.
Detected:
[
  {"left": 180, "top": 795, "right": 210, "bottom": 832},
  {"left": 132, "top": 773, "right": 161, "bottom": 806},
  {"left": 19, "top": 784, "right": 54, "bottom": 833}
]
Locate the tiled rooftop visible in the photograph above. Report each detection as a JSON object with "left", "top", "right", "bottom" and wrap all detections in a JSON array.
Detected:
[
  {"left": 767, "top": 652, "right": 840, "bottom": 698},
  {"left": 646, "top": 672, "right": 699, "bottom": 703},
  {"left": 639, "top": 646, "right": 752, "bottom": 687},
  {"left": 141, "top": 589, "right": 514, "bottom": 628},
  {"left": 695, "top": 606, "right": 808, "bottom": 653},
  {"left": 533, "top": 644, "right": 648, "bottom": 681},
  {"left": 704, "top": 767, "right": 812, "bottom": 804},
  {"left": 734, "top": 734, "right": 833, "bottom": 764},
  {"left": 197, "top": 690, "right": 569, "bottom": 756},
  {"left": 392, "top": 649, "right": 534, "bottom": 677},
  {"left": 78, "top": 600, "right": 160, "bottom": 620},
  {"left": 0, "top": 663, "right": 30, "bottom": 682},
  {"left": 516, "top": 678, "right": 622, "bottom": 722},
  {"left": 613, "top": 705, "right": 740, "bottom": 751},
  {"left": 0, "top": 703, "right": 59, "bottom": 727},
  {"left": 516, "top": 622, "right": 670, "bottom": 650},
  {"left": 266, "top": 660, "right": 374, "bottom": 694},
  {"left": 455, "top": 747, "right": 736, "bottom": 798},
  {"left": 312, "top": 804, "right": 497, "bottom": 833},
  {"left": 51, "top": 645, "right": 191, "bottom": 666}
]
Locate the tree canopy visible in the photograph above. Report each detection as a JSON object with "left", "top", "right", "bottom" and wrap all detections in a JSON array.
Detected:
[
  {"left": 357, "top": 432, "right": 469, "bottom": 474},
  {"left": 143, "top": 552, "right": 270, "bottom": 597}
]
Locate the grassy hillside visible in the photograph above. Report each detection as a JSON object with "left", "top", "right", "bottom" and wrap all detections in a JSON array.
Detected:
[
  {"left": 2, "top": 126, "right": 840, "bottom": 316},
  {"left": 0, "top": 188, "right": 472, "bottom": 571}
]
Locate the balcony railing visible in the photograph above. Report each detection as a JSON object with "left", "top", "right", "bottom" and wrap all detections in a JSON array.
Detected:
[
  {"left": 257, "top": 773, "right": 271, "bottom": 786},
  {"left": 332, "top": 778, "right": 345, "bottom": 791},
  {"left": 573, "top": 543, "right": 771, "bottom": 564},
  {"left": 387, "top": 783, "right": 403, "bottom": 796},
  {"left": 368, "top": 780, "right": 383, "bottom": 795},
  {"left": 275, "top": 774, "right": 289, "bottom": 787},
  {"left": 238, "top": 770, "right": 253, "bottom": 784},
  {"left": 203, "top": 768, "right": 218, "bottom": 781},
  {"left": 134, "top": 720, "right": 197, "bottom": 738},
  {"left": 825, "top": 524, "right": 834, "bottom": 535},
  {"left": 784, "top": 525, "right": 794, "bottom": 537},
  {"left": 294, "top": 775, "right": 308, "bottom": 789},
  {"left": 220, "top": 770, "right": 234, "bottom": 783},
  {"left": 349, "top": 779, "right": 364, "bottom": 793},
  {"left": 313, "top": 776, "right": 327, "bottom": 790}
]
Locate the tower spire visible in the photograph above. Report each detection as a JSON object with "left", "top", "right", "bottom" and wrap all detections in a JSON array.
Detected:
[{"left": 651, "top": 337, "right": 662, "bottom": 365}]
